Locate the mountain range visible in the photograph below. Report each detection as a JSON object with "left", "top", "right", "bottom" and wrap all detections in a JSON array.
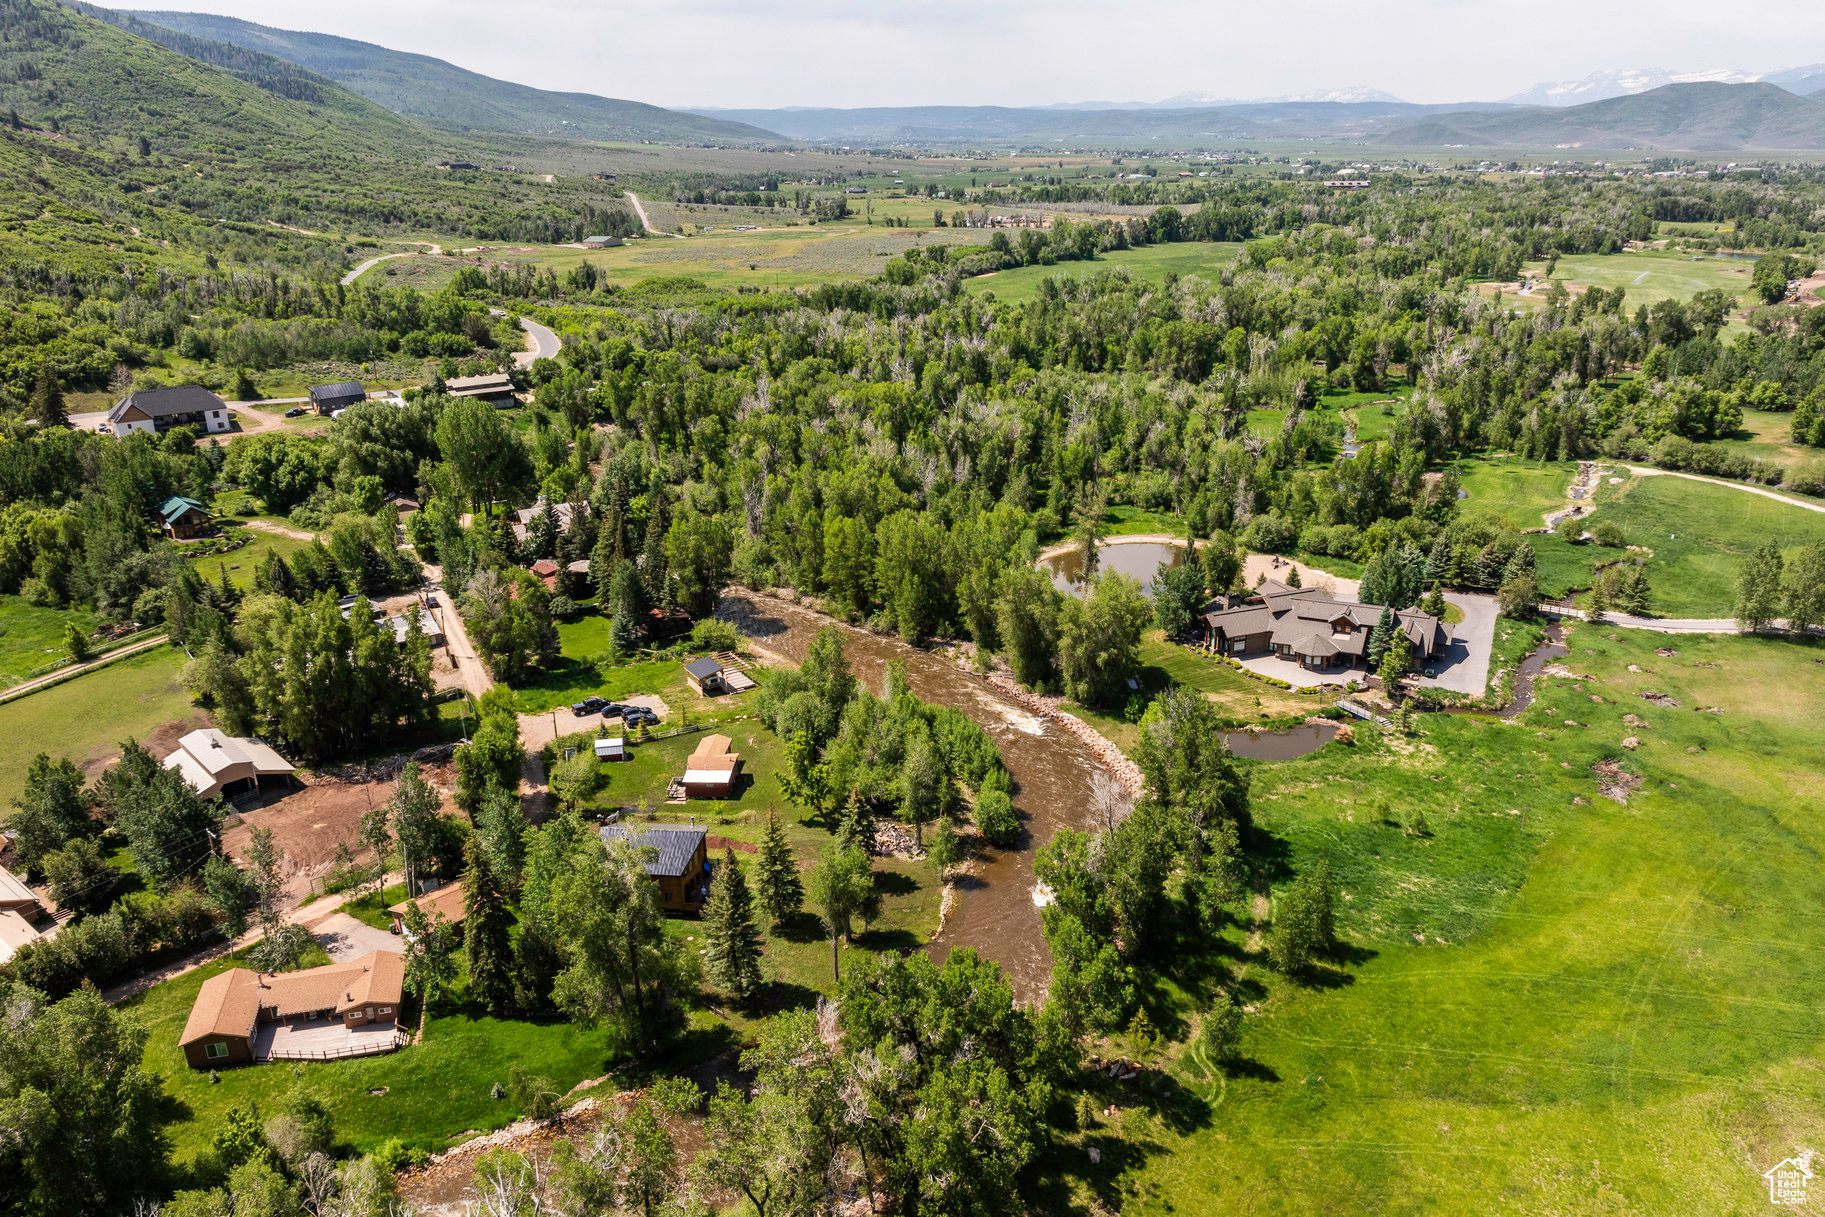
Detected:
[{"left": 1504, "top": 64, "right": 1825, "bottom": 108}]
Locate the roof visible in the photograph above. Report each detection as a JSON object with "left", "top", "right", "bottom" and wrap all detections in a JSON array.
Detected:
[
  {"left": 1211, "top": 586, "right": 1445, "bottom": 658},
  {"left": 170, "top": 730, "right": 294, "bottom": 779},
  {"left": 387, "top": 883, "right": 468, "bottom": 925},
  {"left": 158, "top": 495, "right": 210, "bottom": 524},
  {"left": 683, "top": 657, "right": 723, "bottom": 681},
  {"left": 566, "top": 559, "right": 591, "bottom": 574},
  {"left": 182, "top": 950, "right": 406, "bottom": 1044},
  {"left": 181, "top": 967, "right": 263, "bottom": 1045},
  {"left": 308, "top": 381, "right": 366, "bottom": 403},
  {"left": 530, "top": 559, "right": 560, "bottom": 576},
  {"left": 0, "top": 909, "right": 42, "bottom": 965},
  {"left": 593, "top": 737, "right": 626, "bottom": 756},
  {"left": 692, "top": 733, "right": 732, "bottom": 758},
  {"left": 599, "top": 824, "right": 707, "bottom": 878},
  {"left": 108, "top": 385, "right": 225, "bottom": 423},
  {"left": 0, "top": 864, "right": 39, "bottom": 908},
  {"left": 445, "top": 373, "right": 516, "bottom": 393}
]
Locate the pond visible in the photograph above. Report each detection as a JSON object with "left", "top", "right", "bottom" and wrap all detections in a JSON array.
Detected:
[
  {"left": 1041, "top": 541, "right": 1186, "bottom": 598},
  {"left": 1220, "top": 722, "right": 1340, "bottom": 759}
]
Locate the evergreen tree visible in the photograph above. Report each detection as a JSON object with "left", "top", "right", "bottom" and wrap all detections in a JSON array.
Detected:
[
  {"left": 1619, "top": 565, "right": 1653, "bottom": 616},
  {"left": 640, "top": 489, "right": 670, "bottom": 605},
  {"left": 1284, "top": 564, "right": 1301, "bottom": 588},
  {"left": 754, "top": 805, "right": 803, "bottom": 929},
  {"left": 1734, "top": 543, "right": 1785, "bottom": 633},
  {"left": 30, "top": 364, "right": 65, "bottom": 427},
  {"left": 402, "top": 902, "right": 457, "bottom": 1013},
  {"left": 702, "top": 848, "right": 763, "bottom": 1002},
  {"left": 1365, "top": 605, "right": 1396, "bottom": 669},
  {"left": 463, "top": 838, "right": 516, "bottom": 1016},
  {"left": 1423, "top": 533, "right": 1453, "bottom": 584},
  {"left": 608, "top": 560, "right": 644, "bottom": 656},
  {"left": 1378, "top": 630, "right": 1413, "bottom": 697},
  {"left": 1419, "top": 583, "right": 1446, "bottom": 619},
  {"left": 1502, "top": 541, "right": 1537, "bottom": 583}
]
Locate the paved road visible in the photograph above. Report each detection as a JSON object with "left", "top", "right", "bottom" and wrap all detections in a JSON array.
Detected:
[
  {"left": 624, "top": 191, "right": 683, "bottom": 237},
  {"left": 1547, "top": 606, "right": 1820, "bottom": 636},
  {"left": 516, "top": 315, "right": 561, "bottom": 368},
  {"left": 1420, "top": 592, "right": 1498, "bottom": 694}
]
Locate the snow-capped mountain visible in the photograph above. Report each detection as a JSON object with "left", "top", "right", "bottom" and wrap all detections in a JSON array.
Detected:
[
  {"left": 1504, "top": 68, "right": 1756, "bottom": 107},
  {"left": 1037, "top": 87, "right": 1407, "bottom": 111}
]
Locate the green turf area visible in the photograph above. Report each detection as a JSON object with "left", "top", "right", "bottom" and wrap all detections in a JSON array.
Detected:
[
  {"left": 0, "top": 646, "right": 195, "bottom": 802},
  {"left": 0, "top": 596, "right": 100, "bottom": 686},
  {"left": 1709, "top": 407, "right": 1819, "bottom": 469},
  {"left": 1067, "top": 625, "right": 1825, "bottom": 1213},
  {"left": 508, "top": 614, "right": 685, "bottom": 715},
  {"left": 1583, "top": 472, "right": 1825, "bottom": 618},
  {"left": 185, "top": 520, "right": 314, "bottom": 590},
  {"left": 1526, "top": 249, "right": 1760, "bottom": 313},
  {"left": 964, "top": 242, "right": 1244, "bottom": 304},
  {"left": 1453, "top": 458, "right": 1578, "bottom": 530},
  {"left": 553, "top": 720, "right": 787, "bottom": 820}
]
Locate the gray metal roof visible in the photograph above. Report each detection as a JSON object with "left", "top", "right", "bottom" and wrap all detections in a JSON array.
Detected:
[
  {"left": 683, "top": 657, "right": 722, "bottom": 680},
  {"left": 109, "top": 385, "right": 225, "bottom": 422},
  {"left": 309, "top": 381, "right": 366, "bottom": 403},
  {"left": 599, "top": 825, "right": 707, "bottom": 878}
]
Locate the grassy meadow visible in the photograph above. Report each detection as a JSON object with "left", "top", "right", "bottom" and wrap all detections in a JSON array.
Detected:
[
  {"left": 965, "top": 241, "right": 1244, "bottom": 304},
  {"left": 1585, "top": 472, "right": 1825, "bottom": 617},
  {"left": 1516, "top": 249, "right": 1760, "bottom": 313},
  {"left": 0, "top": 646, "right": 197, "bottom": 799},
  {"left": 0, "top": 595, "right": 100, "bottom": 686},
  {"left": 1064, "top": 625, "right": 1825, "bottom": 1214},
  {"left": 184, "top": 520, "right": 314, "bottom": 591}
]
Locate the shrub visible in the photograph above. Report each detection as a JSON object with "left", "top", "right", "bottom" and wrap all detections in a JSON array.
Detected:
[
  {"left": 689, "top": 618, "right": 743, "bottom": 654},
  {"left": 975, "top": 788, "right": 1019, "bottom": 848}
]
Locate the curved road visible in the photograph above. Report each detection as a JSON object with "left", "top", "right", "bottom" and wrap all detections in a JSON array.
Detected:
[{"left": 340, "top": 242, "right": 445, "bottom": 287}]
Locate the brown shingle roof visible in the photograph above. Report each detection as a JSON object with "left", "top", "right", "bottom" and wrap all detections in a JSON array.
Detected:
[
  {"left": 387, "top": 883, "right": 469, "bottom": 925},
  {"left": 180, "top": 951, "right": 404, "bottom": 1044}
]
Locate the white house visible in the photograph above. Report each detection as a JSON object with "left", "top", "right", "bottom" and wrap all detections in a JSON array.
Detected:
[{"left": 108, "top": 386, "right": 232, "bottom": 436}]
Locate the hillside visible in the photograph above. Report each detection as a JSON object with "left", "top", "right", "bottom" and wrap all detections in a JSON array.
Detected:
[
  {"left": 0, "top": 0, "right": 637, "bottom": 265},
  {"left": 1378, "top": 82, "right": 1825, "bottom": 150},
  {"left": 125, "top": 9, "right": 784, "bottom": 145}
]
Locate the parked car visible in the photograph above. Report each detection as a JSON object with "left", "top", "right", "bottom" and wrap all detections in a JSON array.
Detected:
[
  {"left": 623, "top": 707, "right": 660, "bottom": 728},
  {"left": 284, "top": 406, "right": 307, "bottom": 418},
  {"left": 572, "top": 696, "right": 608, "bottom": 717},
  {"left": 97, "top": 423, "right": 112, "bottom": 434}
]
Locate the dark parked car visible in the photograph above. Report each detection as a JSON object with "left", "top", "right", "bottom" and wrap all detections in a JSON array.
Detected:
[
  {"left": 284, "top": 406, "right": 307, "bottom": 418},
  {"left": 623, "top": 707, "right": 660, "bottom": 728},
  {"left": 572, "top": 696, "right": 608, "bottom": 717}
]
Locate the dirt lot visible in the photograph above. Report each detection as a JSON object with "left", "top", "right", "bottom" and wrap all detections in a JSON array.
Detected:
[
  {"left": 221, "top": 758, "right": 461, "bottom": 906},
  {"left": 76, "top": 711, "right": 210, "bottom": 782}
]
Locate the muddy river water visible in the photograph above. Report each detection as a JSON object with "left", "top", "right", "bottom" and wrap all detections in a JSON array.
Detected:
[{"left": 718, "top": 591, "right": 1107, "bottom": 1004}]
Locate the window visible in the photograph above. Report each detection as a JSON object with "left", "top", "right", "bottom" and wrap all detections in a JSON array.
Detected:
[
  {"left": 205, "top": 1041, "right": 229, "bottom": 1059},
  {"left": 1230, "top": 639, "right": 1246, "bottom": 653},
  {"left": 379, "top": 1007, "right": 393, "bottom": 1016}
]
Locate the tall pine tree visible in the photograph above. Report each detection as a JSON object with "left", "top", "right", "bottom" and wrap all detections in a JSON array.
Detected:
[
  {"left": 462, "top": 837, "right": 516, "bottom": 1016},
  {"left": 30, "top": 364, "right": 65, "bottom": 427},
  {"left": 702, "top": 848, "right": 763, "bottom": 1002},
  {"left": 755, "top": 806, "right": 803, "bottom": 929}
]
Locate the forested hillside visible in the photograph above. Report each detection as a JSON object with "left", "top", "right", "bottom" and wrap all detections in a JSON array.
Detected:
[{"left": 124, "top": 8, "right": 785, "bottom": 143}]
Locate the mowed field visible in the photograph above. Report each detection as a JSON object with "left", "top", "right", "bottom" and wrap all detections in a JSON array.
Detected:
[
  {"left": 0, "top": 595, "right": 99, "bottom": 687},
  {"left": 1514, "top": 249, "right": 1760, "bottom": 313},
  {"left": 965, "top": 241, "right": 1245, "bottom": 304},
  {"left": 0, "top": 647, "right": 198, "bottom": 799},
  {"left": 1100, "top": 625, "right": 1825, "bottom": 1215},
  {"left": 361, "top": 224, "right": 1002, "bottom": 293},
  {"left": 1585, "top": 471, "right": 1825, "bottom": 617}
]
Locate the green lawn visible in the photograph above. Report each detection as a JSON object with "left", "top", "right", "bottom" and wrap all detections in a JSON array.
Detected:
[
  {"left": 1585, "top": 472, "right": 1825, "bottom": 617},
  {"left": 1526, "top": 249, "right": 1760, "bottom": 313},
  {"left": 0, "top": 646, "right": 196, "bottom": 802},
  {"left": 1710, "top": 407, "right": 1818, "bottom": 469},
  {"left": 184, "top": 521, "right": 314, "bottom": 591},
  {"left": 125, "top": 952, "right": 626, "bottom": 1164},
  {"left": 555, "top": 719, "right": 789, "bottom": 820},
  {"left": 1064, "top": 626, "right": 1825, "bottom": 1213},
  {"left": 0, "top": 595, "right": 99, "bottom": 686},
  {"left": 965, "top": 242, "right": 1245, "bottom": 305}
]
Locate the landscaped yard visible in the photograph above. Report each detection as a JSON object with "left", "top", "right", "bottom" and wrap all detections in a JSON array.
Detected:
[
  {"left": 1060, "top": 625, "right": 1825, "bottom": 1213},
  {"left": 0, "top": 646, "right": 198, "bottom": 801},
  {"left": 183, "top": 520, "right": 314, "bottom": 590}
]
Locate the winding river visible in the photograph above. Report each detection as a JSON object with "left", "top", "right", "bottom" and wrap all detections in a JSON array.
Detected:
[{"left": 717, "top": 591, "right": 1107, "bottom": 1003}]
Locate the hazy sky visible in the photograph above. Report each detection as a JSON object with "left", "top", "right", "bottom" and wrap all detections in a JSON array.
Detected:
[{"left": 112, "top": 0, "right": 1825, "bottom": 109}]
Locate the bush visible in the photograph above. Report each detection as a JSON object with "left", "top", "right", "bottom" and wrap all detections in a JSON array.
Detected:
[
  {"left": 688, "top": 618, "right": 743, "bottom": 654},
  {"left": 975, "top": 788, "right": 1019, "bottom": 848},
  {"left": 1241, "top": 514, "right": 1296, "bottom": 554},
  {"left": 371, "top": 1138, "right": 430, "bottom": 1174},
  {"left": 1201, "top": 992, "right": 1243, "bottom": 1065}
]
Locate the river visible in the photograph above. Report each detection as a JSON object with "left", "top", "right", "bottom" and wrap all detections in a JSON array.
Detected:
[{"left": 717, "top": 591, "right": 1107, "bottom": 1004}]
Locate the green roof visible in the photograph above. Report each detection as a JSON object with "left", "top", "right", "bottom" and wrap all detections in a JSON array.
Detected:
[{"left": 158, "top": 496, "right": 209, "bottom": 523}]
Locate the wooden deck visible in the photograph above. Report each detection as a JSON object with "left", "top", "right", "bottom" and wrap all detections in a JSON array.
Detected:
[{"left": 253, "top": 1017, "right": 405, "bottom": 1062}]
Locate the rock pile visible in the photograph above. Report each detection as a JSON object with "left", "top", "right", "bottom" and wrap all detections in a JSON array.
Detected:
[{"left": 985, "top": 675, "right": 1144, "bottom": 797}]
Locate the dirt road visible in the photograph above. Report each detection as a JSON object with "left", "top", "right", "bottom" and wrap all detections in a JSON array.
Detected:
[{"left": 624, "top": 191, "right": 682, "bottom": 238}]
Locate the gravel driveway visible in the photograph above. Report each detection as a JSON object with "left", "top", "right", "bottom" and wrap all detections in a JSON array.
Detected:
[{"left": 312, "top": 912, "right": 402, "bottom": 961}]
